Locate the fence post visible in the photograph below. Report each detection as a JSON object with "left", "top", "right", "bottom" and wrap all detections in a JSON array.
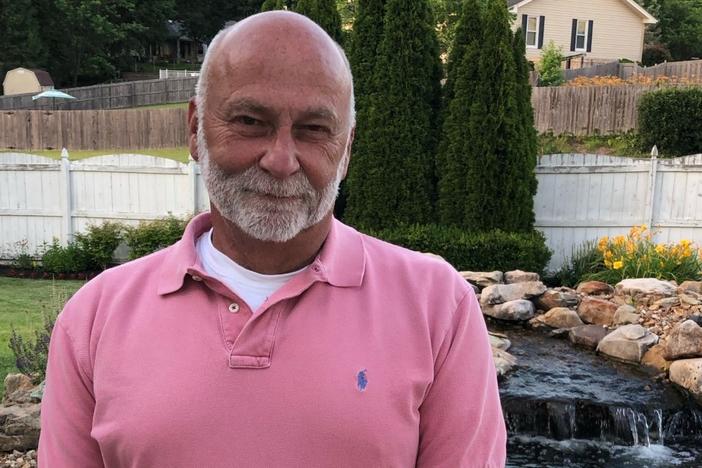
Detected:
[
  {"left": 645, "top": 145, "right": 659, "bottom": 230},
  {"left": 188, "top": 157, "right": 198, "bottom": 215},
  {"left": 60, "top": 148, "right": 73, "bottom": 245}
]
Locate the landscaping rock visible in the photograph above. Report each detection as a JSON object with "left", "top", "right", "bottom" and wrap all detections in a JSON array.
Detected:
[
  {"left": 576, "top": 281, "right": 614, "bottom": 296},
  {"left": 613, "top": 305, "right": 640, "bottom": 326},
  {"left": 615, "top": 278, "right": 676, "bottom": 297},
  {"left": 536, "top": 287, "right": 580, "bottom": 311},
  {"left": 680, "top": 294, "right": 701, "bottom": 306},
  {"left": 504, "top": 270, "right": 540, "bottom": 284},
  {"left": 0, "top": 404, "right": 40, "bottom": 452},
  {"left": 534, "top": 307, "right": 584, "bottom": 329},
  {"left": 669, "top": 358, "right": 702, "bottom": 405},
  {"left": 459, "top": 271, "right": 503, "bottom": 289},
  {"left": 483, "top": 300, "right": 535, "bottom": 321},
  {"left": 678, "top": 281, "right": 702, "bottom": 295},
  {"left": 489, "top": 332, "right": 511, "bottom": 351},
  {"left": 596, "top": 324, "right": 658, "bottom": 363},
  {"left": 577, "top": 296, "right": 618, "bottom": 326},
  {"left": 2, "top": 375, "right": 34, "bottom": 406},
  {"left": 492, "top": 347, "right": 518, "bottom": 378},
  {"left": 652, "top": 297, "right": 680, "bottom": 309},
  {"left": 641, "top": 343, "right": 672, "bottom": 374},
  {"left": 480, "top": 282, "right": 547, "bottom": 305},
  {"left": 664, "top": 320, "right": 702, "bottom": 360},
  {"left": 569, "top": 325, "right": 609, "bottom": 350}
]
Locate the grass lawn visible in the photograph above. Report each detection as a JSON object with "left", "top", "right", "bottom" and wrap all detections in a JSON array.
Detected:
[
  {"left": 0, "top": 277, "right": 84, "bottom": 395},
  {"left": 0, "top": 147, "right": 190, "bottom": 164}
]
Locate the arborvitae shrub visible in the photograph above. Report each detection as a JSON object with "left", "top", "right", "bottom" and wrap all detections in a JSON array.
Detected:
[{"left": 638, "top": 87, "right": 702, "bottom": 156}]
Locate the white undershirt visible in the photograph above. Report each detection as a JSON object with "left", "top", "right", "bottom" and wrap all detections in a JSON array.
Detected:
[{"left": 195, "top": 229, "right": 307, "bottom": 312}]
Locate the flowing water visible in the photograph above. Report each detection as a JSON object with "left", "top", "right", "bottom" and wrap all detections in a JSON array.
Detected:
[{"left": 493, "top": 323, "right": 702, "bottom": 467}]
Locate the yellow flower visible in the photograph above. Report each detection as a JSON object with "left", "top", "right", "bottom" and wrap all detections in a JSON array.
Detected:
[
  {"left": 604, "top": 250, "right": 614, "bottom": 260},
  {"left": 655, "top": 244, "right": 666, "bottom": 254},
  {"left": 605, "top": 259, "right": 613, "bottom": 268},
  {"left": 598, "top": 237, "right": 609, "bottom": 252},
  {"left": 614, "top": 235, "right": 626, "bottom": 246},
  {"left": 626, "top": 242, "right": 636, "bottom": 254},
  {"left": 613, "top": 260, "right": 624, "bottom": 270}
]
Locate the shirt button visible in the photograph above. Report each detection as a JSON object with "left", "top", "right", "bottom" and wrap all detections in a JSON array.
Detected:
[
  {"left": 191, "top": 275, "right": 203, "bottom": 281},
  {"left": 312, "top": 265, "right": 321, "bottom": 273},
  {"left": 228, "top": 303, "right": 240, "bottom": 313}
]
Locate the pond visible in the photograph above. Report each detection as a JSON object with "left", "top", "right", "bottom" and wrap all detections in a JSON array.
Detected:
[{"left": 493, "top": 323, "right": 702, "bottom": 467}]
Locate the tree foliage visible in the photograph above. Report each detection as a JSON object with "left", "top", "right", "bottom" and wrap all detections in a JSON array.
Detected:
[
  {"left": 640, "top": 0, "right": 702, "bottom": 61},
  {"left": 174, "top": 0, "right": 263, "bottom": 43},
  {"left": 295, "top": 0, "right": 344, "bottom": 44},
  {"left": 344, "top": 0, "right": 442, "bottom": 230},
  {"left": 537, "top": 41, "right": 565, "bottom": 86}
]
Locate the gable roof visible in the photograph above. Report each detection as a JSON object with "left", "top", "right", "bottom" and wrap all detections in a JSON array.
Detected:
[
  {"left": 508, "top": 0, "right": 657, "bottom": 24},
  {"left": 30, "top": 69, "right": 54, "bottom": 87}
]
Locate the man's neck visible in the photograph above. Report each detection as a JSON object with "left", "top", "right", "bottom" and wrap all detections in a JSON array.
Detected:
[{"left": 208, "top": 209, "right": 332, "bottom": 275}]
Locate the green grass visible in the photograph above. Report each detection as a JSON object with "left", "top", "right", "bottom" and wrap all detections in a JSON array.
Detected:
[
  {"left": 538, "top": 132, "right": 649, "bottom": 157},
  {"left": 1, "top": 147, "right": 190, "bottom": 163},
  {"left": 0, "top": 277, "right": 84, "bottom": 394}
]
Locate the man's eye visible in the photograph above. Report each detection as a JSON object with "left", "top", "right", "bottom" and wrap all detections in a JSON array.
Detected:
[
  {"left": 235, "top": 116, "right": 261, "bottom": 126},
  {"left": 302, "top": 125, "right": 329, "bottom": 134}
]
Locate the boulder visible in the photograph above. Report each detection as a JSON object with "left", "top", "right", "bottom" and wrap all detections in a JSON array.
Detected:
[
  {"left": 596, "top": 324, "right": 658, "bottom": 363},
  {"left": 613, "top": 305, "right": 640, "bottom": 326},
  {"left": 642, "top": 343, "right": 672, "bottom": 374},
  {"left": 482, "top": 300, "right": 535, "bottom": 321},
  {"left": 504, "top": 270, "right": 540, "bottom": 284},
  {"left": 678, "top": 281, "right": 702, "bottom": 295},
  {"left": 577, "top": 296, "right": 618, "bottom": 326},
  {"left": 534, "top": 307, "right": 584, "bottom": 329},
  {"left": 669, "top": 358, "right": 702, "bottom": 404},
  {"left": 0, "top": 404, "right": 40, "bottom": 452},
  {"left": 489, "top": 333, "right": 511, "bottom": 351},
  {"left": 2, "top": 374, "right": 35, "bottom": 406},
  {"left": 615, "top": 278, "right": 676, "bottom": 297},
  {"left": 569, "top": 325, "right": 609, "bottom": 349},
  {"left": 680, "top": 294, "right": 701, "bottom": 306},
  {"left": 536, "top": 287, "right": 580, "bottom": 311},
  {"left": 459, "top": 271, "right": 503, "bottom": 289},
  {"left": 480, "top": 282, "right": 547, "bottom": 305},
  {"left": 652, "top": 297, "right": 680, "bottom": 309},
  {"left": 576, "top": 281, "right": 614, "bottom": 296},
  {"left": 664, "top": 320, "right": 702, "bottom": 360}
]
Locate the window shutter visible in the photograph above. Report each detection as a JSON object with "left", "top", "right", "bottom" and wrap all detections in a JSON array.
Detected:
[
  {"left": 570, "top": 19, "right": 577, "bottom": 51},
  {"left": 521, "top": 14, "right": 528, "bottom": 41},
  {"left": 538, "top": 16, "right": 545, "bottom": 49},
  {"left": 587, "top": 20, "right": 594, "bottom": 52}
]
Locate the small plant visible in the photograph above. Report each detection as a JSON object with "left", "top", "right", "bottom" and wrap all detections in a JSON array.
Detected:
[
  {"left": 537, "top": 41, "right": 565, "bottom": 86},
  {"left": 586, "top": 225, "right": 702, "bottom": 284},
  {"left": 9, "top": 311, "right": 57, "bottom": 383},
  {"left": 546, "top": 240, "right": 602, "bottom": 287},
  {"left": 124, "top": 215, "right": 190, "bottom": 260},
  {"left": 41, "top": 239, "right": 90, "bottom": 274},
  {"left": 74, "top": 221, "right": 124, "bottom": 270}
]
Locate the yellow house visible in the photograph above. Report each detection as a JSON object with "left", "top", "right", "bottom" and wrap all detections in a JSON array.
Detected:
[
  {"left": 2, "top": 68, "right": 55, "bottom": 96},
  {"left": 508, "top": 0, "right": 657, "bottom": 66}
]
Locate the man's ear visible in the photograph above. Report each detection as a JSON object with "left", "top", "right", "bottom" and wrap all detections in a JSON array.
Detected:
[
  {"left": 188, "top": 98, "right": 200, "bottom": 161},
  {"left": 340, "top": 127, "right": 355, "bottom": 180}
]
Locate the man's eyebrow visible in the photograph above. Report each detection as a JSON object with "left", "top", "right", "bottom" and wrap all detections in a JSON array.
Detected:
[
  {"left": 299, "top": 107, "right": 340, "bottom": 126},
  {"left": 222, "top": 98, "right": 270, "bottom": 115}
]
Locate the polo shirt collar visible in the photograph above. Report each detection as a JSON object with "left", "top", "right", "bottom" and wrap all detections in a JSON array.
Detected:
[{"left": 157, "top": 213, "right": 365, "bottom": 295}]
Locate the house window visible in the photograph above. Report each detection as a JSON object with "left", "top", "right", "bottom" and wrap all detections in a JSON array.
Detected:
[
  {"left": 526, "top": 16, "right": 539, "bottom": 48},
  {"left": 575, "top": 19, "right": 588, "bottom": 51}
]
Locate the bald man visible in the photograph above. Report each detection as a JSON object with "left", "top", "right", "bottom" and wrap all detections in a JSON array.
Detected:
[{"left": 39, "top": 12, "right": 506, "bottom": 468}]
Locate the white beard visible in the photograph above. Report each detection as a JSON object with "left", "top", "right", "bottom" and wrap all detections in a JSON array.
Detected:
[{"left": 197, "top": 124, "right": 346, "bottom": 243}]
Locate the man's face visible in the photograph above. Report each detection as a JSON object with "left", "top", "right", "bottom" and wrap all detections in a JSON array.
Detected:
[{"left": 194, "top": 23, "right": 354, "bottom": 243}]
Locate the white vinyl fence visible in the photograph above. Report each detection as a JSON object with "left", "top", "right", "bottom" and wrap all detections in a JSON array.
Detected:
[{"left": 2, "top": 152, "right": 702, "bottom": 271}]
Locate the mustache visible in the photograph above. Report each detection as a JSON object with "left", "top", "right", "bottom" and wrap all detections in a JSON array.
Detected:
[{"left": 235, "top": 166, "right": 317, "bottom": 198}]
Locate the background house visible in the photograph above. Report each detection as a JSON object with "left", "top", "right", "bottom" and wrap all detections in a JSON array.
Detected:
[
  {"left": 2, "top": 68, "right": 54, "bottom": 96},
  {"left": 509, "top": 0, "right": 657, "bottom": 67},
  {"left": 152, "top": 20, "right": 205, "bottom": 64}
]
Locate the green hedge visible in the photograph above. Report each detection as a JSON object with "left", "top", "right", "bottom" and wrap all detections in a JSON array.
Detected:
[
  {"left": 639, "top": 87, "right": 702, "bottom": 157},
  {"left": 369, "top": 224, "right": 552, "bottom": 274},
  {"left": 123, "top": 216, "right": 189, "bottom": 260}
]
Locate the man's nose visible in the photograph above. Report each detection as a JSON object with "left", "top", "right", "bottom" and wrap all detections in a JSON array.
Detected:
[{"left": 259, "top": 127, "right": 300, "bottom": 179}]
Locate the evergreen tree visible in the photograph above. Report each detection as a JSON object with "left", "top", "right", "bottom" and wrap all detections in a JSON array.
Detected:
[
  {"left": 509, "top": 27, "right": 538, "bottom": 231},
  {"left": 0, "top": 0, "right": 47, "bottom": 80},
  {"left": 344, "top": 0, "right": 442, "bottom": 230},
  {"left": 295, "top": 0, "right": 344, "bottom": 44},
  {"left": 461, "top": 0, "right": 520, "bottom": 231},
  {"left": 436, "top": 0, "right": 483, "bottom": 226},
  {"left": 261, "top": 0, "right": 287, "bottom": 11}
]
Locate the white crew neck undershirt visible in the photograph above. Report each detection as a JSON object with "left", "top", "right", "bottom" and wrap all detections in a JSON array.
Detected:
[{"left": 195, "top": 229, "right": 307, "bottom": 312}]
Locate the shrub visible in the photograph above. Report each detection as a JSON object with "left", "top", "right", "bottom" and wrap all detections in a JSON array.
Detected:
[
  {"left": 585, "top": 225, "right": 702, "bottom": 284},
  {"left": 9, "top": 311, "right": 56, "bottom": 383},
  {"left": 41, "top": 240, "right": 90, "bottom": 274},
  {"left": 638, "top": 87, "right": 702, "bottom": 156},
  {"left": 369, "top": 224, "right": 552, "bottom": 274},
  {"left": 537, "top": 41, "right": 564, "bottom": 86},
  {"left": 73, "top": 221, "right": 124, "bottom": 270},
  {"left": 124, "top": 216, "right": 189, "bottom": 260},
  {"left": 641, "top": 43, "right": 672, "bottom": 66}
]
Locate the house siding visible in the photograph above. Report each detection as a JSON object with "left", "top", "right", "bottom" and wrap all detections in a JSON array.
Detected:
[{"left": 512, "top": 0, "right": 647, "bottom": 63}]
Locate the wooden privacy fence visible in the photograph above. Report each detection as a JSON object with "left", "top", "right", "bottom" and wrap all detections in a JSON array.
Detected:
[
  {"left": 3, "top": 152, "right": 702, "bottom": 271},
  {"left": 0, "top": 108, "right": 188, "bottom": 150},
  {"left": 562, "top": 59, "right": 702, "bottom": 82},
  {"left": 0, "top": 77, "right": 197, "bottom": 111}
]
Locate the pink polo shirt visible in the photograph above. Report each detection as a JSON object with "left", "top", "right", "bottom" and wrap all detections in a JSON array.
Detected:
[{"left": 39, "top": 213, "right": 506, "bottom": 467}]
